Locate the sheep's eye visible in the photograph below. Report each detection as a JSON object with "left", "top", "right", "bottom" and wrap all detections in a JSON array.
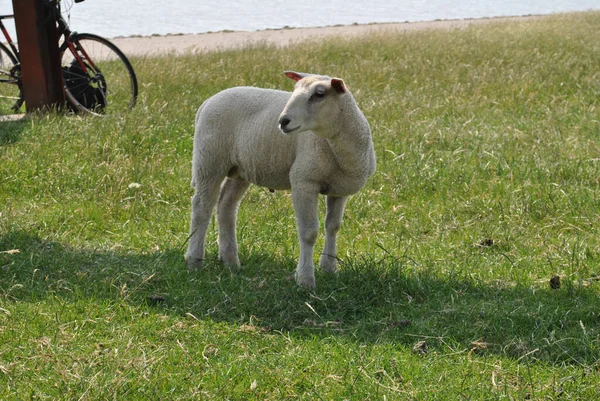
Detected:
[{"left": 312, "top": 89, "right": 326, "bottom": 100}]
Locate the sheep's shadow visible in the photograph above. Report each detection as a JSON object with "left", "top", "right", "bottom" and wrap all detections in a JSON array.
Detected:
[{"left": 2, "top": 229, "right": 599, "bottom": 366}]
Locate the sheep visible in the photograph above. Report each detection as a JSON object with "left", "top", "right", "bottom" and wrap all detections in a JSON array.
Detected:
[{"left": 185, "top": 71, "right": 376, "bottom": 289}]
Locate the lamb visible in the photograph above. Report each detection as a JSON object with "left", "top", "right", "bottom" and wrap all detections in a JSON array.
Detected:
[{"left": 185, "top": 71, "right": 376, "bottom": 289}]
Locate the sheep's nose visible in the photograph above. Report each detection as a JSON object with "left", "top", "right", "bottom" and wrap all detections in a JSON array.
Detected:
[{"left": 279, "top": 116, "right": 290, "bottom": 128}]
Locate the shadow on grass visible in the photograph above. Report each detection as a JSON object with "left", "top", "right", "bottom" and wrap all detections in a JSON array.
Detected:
[
  {"left": 0, "top": 117, "right": 27, "bottom": 146},
  {"left": 1, "top": 229, "right": 599, "bottom": 366}
]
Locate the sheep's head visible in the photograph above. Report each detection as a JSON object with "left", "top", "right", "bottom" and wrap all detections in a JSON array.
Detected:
[{"left": 278, "top": 71, "right": 347, "bottom": 138}]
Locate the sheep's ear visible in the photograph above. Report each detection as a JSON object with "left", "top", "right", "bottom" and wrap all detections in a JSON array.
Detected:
[
  {"left": 331, "top": 78, "right": 346, "bottom": 94},
  {"left": 284, "top": 71, "right": 306, "bottom": 82}
]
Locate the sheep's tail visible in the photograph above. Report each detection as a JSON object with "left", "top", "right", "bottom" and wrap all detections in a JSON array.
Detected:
[
  {"left": 190, "top": 104, "right": 207, "bottom": 188},
  {"left": 194, "top": 102, "right": 205, "bottom": 126}
]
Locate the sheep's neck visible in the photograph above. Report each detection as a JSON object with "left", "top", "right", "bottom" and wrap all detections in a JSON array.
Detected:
[{"left": 325, "top": 108, "right": 374, "bottom": 178}]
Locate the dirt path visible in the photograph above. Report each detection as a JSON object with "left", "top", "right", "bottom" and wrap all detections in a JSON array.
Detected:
[{"left": 111, "top": 15, "right": 544, "bottom": 57}]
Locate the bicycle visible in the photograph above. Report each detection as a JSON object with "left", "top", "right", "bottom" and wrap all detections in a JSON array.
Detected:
[{"left": 0, "top": 0, "right": 138, "bottom": 116}]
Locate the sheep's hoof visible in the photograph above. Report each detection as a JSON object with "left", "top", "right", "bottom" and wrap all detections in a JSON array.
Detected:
[
  {"left": 295, "top": 272, "right": 316, "bottom": 290},
  {"left": 319, "top": 254, "right": 338, "bottom": 273},
  {"left": 218, "top": 252, "right": 241, "bottom": 268},
  {"left": 185, "top": 255, "right": 204, "bottom": 270}
]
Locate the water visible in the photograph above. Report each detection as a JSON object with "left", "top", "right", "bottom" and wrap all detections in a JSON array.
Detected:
[{"left": 1, "top": 0, "right": 598, "bottom": 39}]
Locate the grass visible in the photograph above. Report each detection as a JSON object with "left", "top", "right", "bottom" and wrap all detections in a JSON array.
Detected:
[{"left": 1, "top": 11, "right": 600, "bottom": 399}]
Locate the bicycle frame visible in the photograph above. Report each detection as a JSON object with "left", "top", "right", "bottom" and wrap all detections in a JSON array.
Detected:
[
  {"left": 55, "top": 2, "right": 96, "bottom": 75},
  {"left": 0, "top": 15, "right": 19, "bottom": 60}
]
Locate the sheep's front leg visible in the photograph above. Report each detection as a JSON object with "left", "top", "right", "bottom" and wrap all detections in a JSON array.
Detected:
[
  {"left": 320, "top": 195, "right": 348, "bottom": 273},
  {"left": 291, "top": 187, "right": 320, "bottom": 289},
  {"left": 217, "top": 178, "right": 250, "bottom": 267}
]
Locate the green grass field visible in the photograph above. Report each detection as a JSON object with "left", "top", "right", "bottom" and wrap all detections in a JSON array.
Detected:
[{"left": 1, "top": 12, "right": 600, "bottom": 399}]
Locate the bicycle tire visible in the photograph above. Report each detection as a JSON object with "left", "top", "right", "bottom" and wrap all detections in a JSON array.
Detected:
[
  {"left": 0, "top": 41, "right": 24, "bottom": 115},
  {"left": 60, "top": 33, "right": 138, "bottom": 116}
]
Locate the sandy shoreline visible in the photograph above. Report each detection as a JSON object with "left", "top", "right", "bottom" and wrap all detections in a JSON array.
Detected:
[{"left": 111, "top": 15, "right": 545, "bottom": 57}]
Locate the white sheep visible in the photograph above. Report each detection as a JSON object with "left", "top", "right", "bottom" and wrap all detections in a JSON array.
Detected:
[{"left": 185, "top": 71, "right": 376, "bottom": 288}]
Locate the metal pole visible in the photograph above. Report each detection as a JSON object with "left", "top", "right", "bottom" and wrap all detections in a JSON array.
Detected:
[{"left": 12, "top": 0, "right": 65, "bottom": 112}]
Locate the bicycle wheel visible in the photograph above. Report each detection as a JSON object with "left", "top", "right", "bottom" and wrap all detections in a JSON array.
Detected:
[
  {"left": 60, "top": 33, "right": 138, "bottom": 115},
  {"left": 0, "top": 42, "right": 23, "bottom": 115}
]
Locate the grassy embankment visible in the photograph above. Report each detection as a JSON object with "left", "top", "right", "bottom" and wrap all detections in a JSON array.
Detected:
[{"left": 1, "top": 11, "right": 599, "bottom": 399}]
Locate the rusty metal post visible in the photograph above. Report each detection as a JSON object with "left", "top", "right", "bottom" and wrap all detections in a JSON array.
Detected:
[{"left": 12, "top": 0, "right": 64, "bottom": 112}]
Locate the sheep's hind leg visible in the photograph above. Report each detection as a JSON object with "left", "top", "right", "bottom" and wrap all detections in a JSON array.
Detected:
[
  {"left": 217, "top": 178, "right": 250, "bottom": 267},
  {"left": 292, "top": 186, "right": 320, "bottom": 289},
  {"left": 185, "top": 176, "right": 224, "bottom": 269},
  {"left": 320, "top": 195, "right": 348, "bottom": 273}
]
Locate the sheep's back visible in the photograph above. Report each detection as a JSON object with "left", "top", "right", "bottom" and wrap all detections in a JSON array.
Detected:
[{"left": 194, "top": 86, "right": 298, "bottom": 190}]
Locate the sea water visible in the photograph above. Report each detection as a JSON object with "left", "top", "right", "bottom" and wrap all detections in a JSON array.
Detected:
[{"left": 0, "top": 0, "right": 598, "bottom": 39}]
